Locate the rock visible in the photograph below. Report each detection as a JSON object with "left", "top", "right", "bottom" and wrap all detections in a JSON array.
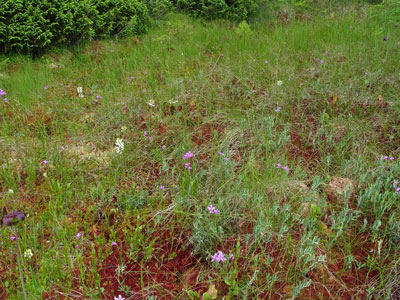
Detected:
[{"left": 325, "top": 177, "right": 354, "bottom": 201}]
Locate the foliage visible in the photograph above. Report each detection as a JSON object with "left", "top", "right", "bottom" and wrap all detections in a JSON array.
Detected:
[
  {"left": 172, "top": 0, "right": 258, "bottom": 21},
  {"left": 0, "top": 0, "right": 151, "bottom": 55}
]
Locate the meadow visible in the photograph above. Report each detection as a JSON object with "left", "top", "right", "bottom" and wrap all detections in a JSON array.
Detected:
[{"left": 1, "top": 1, "right": 400, "bottom": 299}]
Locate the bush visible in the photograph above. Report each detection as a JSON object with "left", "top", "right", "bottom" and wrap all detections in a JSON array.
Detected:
[
  {"left": 172, "top": 0, "right": 259, "bottom": 21},
  {"left": 0, "top": 0, "right": 151, "bottom": 55}
]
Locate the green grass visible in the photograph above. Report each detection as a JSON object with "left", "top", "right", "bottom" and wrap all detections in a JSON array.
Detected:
[{"left": 1, "top": 2, "right": 400, "bottom": 299}]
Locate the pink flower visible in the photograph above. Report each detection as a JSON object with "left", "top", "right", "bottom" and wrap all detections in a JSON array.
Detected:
[
  {"left": 299, "top": 82, "right": 303, "bottom": 87},
  {"left": 275, "top": 107, "right": 281, "bottom": 112},
  {"left": 76, "top": 232, "right": 82, "bottom": 240},
  {"left": 10, "top": 236, "right": 16, "bottom": 241},
  {"left": 143, "top": 131, "right": 147, "bottom": 136},
  {"left": 207, "top": 205, "right": 219, "bottom": 215},
  {"left": 211, "top": 251, "right": 227, "bottom": 263},
  {"left": 218, "top": 152, "right": 224, "bottom": 156},
  {"left": 3, "top": 98, "right": 7, "bottom": 103},
  {"left": 160, "top": 185, "right": 165, "bottom": 191},
  {"left": 264, "top": 60, "right": 268, "bottom": 64},
  {"left": 162, "top": 145, "right": 166, "bottom": 150},
  {"left": 282, "top": 166, "right": 289, "bottom": 171},
  {"left": 382, "top": 156, "right": 389, "bottom": 160},
  {"left": 96, "top": 95, "right": 102, "bottom": 99},
  {"left": 44, "top": 85, "right": 49, "bottom": 90},
  {"left": 111, "top": 241, "right": 117, "bottom": 246},
  {"left": 183, "top": 151, "right": 194, "bottom": 159},
  {"left": 148, "top": 136, "right": 152, "bottom": 141},
  {"left": 390, "top": 157, "right": 395, "bottom": 161},
  {"left": 229, "top": 254, "right": 234, "bottom": 260},
  {"left": 114, "top": 295, "right": 125, "bottom": 300},
  {"left": 396, "top": 188, "right": 400, "bottom": 195},
  {"left": 42, "top": 160, "right": 49, "bottom": 165},
  {"left": 276, "top": 163, "right": 282, "bottom": 168}
]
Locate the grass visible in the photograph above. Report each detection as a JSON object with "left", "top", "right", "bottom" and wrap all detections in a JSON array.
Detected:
[{"left": 1, "top": 1, "right": 400, "bottom": 299}]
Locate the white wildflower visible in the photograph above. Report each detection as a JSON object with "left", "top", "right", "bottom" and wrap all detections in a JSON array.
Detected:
[
  {"left": 115, "top": 138, "right": 124, "bottom": 154},
  {"left": 24, "top": 249, "right": 33, "bottom": 259},
  {"left": 277, "top": 80, "right": 283, "bottom": 86}
]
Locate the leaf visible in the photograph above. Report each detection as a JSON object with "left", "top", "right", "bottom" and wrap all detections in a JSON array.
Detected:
[{"left": 203, "top": 284, "right": 218, "bottom": 300}]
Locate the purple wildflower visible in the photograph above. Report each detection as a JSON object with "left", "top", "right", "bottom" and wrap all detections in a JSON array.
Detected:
[
  {"left": 128, "top": 76, "right": 135, "bottom": 82},
  {"left": 143, "top": 131, "right": 147, "bottom": 136},
  {"left": 229, "top": 254, "right": 234, "bottom": 260},
  {"left": 111, "top": 241, "right": 117, "bottom": 246},
  {"left": 224, "top": 157, "right": 230, "bottom": 161},
  {"left": 275, "top": 107, "right": 281, "bottom": 112},
  {"left": 207, "top": 205, "right": 219, "bottom": 215},
  {"left": 114, "top": 296, "right": 125, "bottom": 300},
  {"left": 3, "top": 98, "right": 7, "bottom": 103},
  {"left": 76, "top": 232, "right": 82, "bottom": 240},
  {"left": 299, "top": 82, "right": 303, "bottom": 87},
  {"left": 162, "top": 145, "right": 166, "bottom": 150},
  {"left": 264, "top": 60, "right": 268, "bottom": 64},
  {"left": 0, "top": 89, "right": 6, "bottom": 96},
  {"left": 282, "top": 166, "right": 289, "bottom": 171},
  {"left": 42, "top": 160, "right": 48, "bottom": 165},
  {"left": 218, "top": 152, "right": 224, "bottom": 156},
  {"left": 183, "top": 151, "right": 194, "bottom": 159},
  {"left": 96, "top": 95, "right": 102, "bottom": 99},
  {"left": 390, "top": 157, "right": 395, "bottom": 161},
  {"left": 160, "top": 185, "right": 165, "bottom": 191},
  {"left": 396, "top": 187, "right": 400, "bottom": 195},
  {"left": 44, "top": 85, "right": 49, "bottom": 90},
  {"left": 211, "top": 251, "right": 227, "bottom": 263},
  {"left": 148, "top": 136, "right": 152, "bottom": 141},
  {"left": 394, "top": 180, "right": 399, "bottom": 188},
  {"left": 382, "top": 156, "right": 389, "bottom": 160},
  {"left": 276, "top": 163, "right": 282, "bottom": 168},
  {"left": 10, "top": 236, "right": 16, "bottom": 241}
]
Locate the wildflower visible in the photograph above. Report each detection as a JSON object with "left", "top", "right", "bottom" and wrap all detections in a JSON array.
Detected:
[
  {"left": 382, "top": 156, "right": 389, "bottom": 160},
  {"left": 184, "top": 163, "right": 190, "bottom": 168},
  {"left": 0, "top": 88, "right": 6, "bottom": 96},
  {"left": 44, "top": 85, "right": 49, "bottom": 90},
  {"left": 42, "top": 160, "right": 48, "bottom": 165},
  {"left": 187, "top": 166, "right": 192, "bottom": 170},
  {"left": 143, "top": 131, "right": 147, "bottom": 136},
  {"left": 96, "top": 95, "right": 102, "bottom": 99},
  {"left": 397, "top": 187, "right": 400, "bottom": 194},
  {"left": 148, "top": 136, "right": 152, "bottom": 141},
  {"left": 121, "top": 126, "right": 127, "bottom": 132},
  {"left": 282, "top": 166, "right": 289, "bottom": 171},
  {"left": 316, "top": 58, "right": 320, "bottom": 62},
  {"left": 211, "top": 251, "right": 227, "bottom": 263},
  {"left": 114, "top": 296, "right": 125, "bottom": 300},
  {"left": 74, "top": 245, "right": 79, "bottom": 249},
  {"left": 394, "top": 180, "right": 399, "bottom": 188},
  {"left": 277, "top": 80, "right": 283, "bottom": 86},
  {"left": 115, "top": 138, "right": 124, "bottom": 154},
  {"left": 224, "top": 157, "right": 230, "bottom": 161},
  {"left": 111, "top": 241, "right": 117, "bottom": 246},
  {"left": 128, "top": 76, "right": 135, "bottom": 82},
  {"left": 319, "top": 60, "right": 324, "bottom": 64},
  {"left": 77, "top": 87, "right": 84, "bottom": 98},
  {"left": 183, "top": 151, "right": 194, "bottom": 159},
  {"left": 3, "top": 98, "right": 7, "bottom": 103},
  {"left": 207, "top": 205, "right": 219, "bottom": 215},
  {"left": 162, "top": 145, "right": 166, "bottom": 150},
  {"left": 24, "top": 249, "right": 33, "bottom": 259},
  {"left": 8, "top": 189, "right": 14, "bottom": 194},
  {"left": 10, "top": 236, "right": 16, "bottom": 241},
  {"left": 264, "top": 60, "right": 268, "bottom": 64},
  {"left": 76, "top": 232, "right": 82, "bottom": 240},
  {"left": 390, "top": 157, "right": 395, "bottom": 161},
  {"left": 218, "top": 152, "right": 224, "bottom": 156},
  {"left": 276, "top": 163, "right": 282, "bottom": 168},
  {"left": 299, "top": 82, "right": 303, "bottom": 87},
  {"left": 275, "top": 107, "right": 281, "bottom": 112},
  {"left": 229, "top": 254, "right": 234, "bottom": 260},
  {"left": 160, "top": 185, "right": 165, "bottom": 191}
]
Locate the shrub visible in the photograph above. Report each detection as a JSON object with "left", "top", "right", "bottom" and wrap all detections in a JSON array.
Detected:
[
  {"left": 172, "top": 0, "right": 259, "bottom": 21},
  {"left": 0, "top": 0, "right": 151, "bottom": 55}
]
